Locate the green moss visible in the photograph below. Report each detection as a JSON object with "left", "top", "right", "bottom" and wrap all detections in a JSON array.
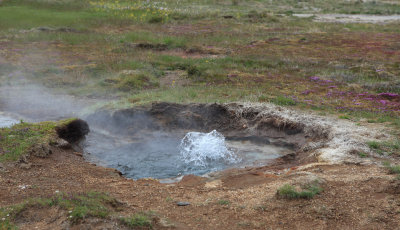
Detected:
[
  {"left": 0, "top": 192, "right": 119, "bottom": 228},
  {"left": 0, "top": 119, "right": 77, "bottom": 162},
  {"left": 121, "top": 212, "right": 153, "bottom": 228},
  {"left": 115, "top": 73, "right": 159, "bottom": 91}
]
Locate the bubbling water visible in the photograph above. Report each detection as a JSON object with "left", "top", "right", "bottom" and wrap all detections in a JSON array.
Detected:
[
  {"left": 84, "top": 129, "right": 289, "bottom": 180},
  {"left": 179, "top": 130, "right": 240, "bottom": 168}
]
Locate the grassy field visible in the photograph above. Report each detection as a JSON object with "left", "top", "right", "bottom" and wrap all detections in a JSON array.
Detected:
[{"left": 0, "top": 0, "right": 399, "bottom": 145}]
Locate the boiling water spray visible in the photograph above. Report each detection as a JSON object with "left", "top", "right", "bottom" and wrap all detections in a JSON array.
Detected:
[{"left": 179, "top": 130, "right": 240, "bottom": 168}]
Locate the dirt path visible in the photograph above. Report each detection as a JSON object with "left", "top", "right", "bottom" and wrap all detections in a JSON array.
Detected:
[{"left": 1, "top": 145, "right": 399, "bottom": 229}]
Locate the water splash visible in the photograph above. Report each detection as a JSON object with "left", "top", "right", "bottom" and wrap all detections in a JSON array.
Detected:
[{"left": 179, "top": 130, "right": 240, "bottom": 168}]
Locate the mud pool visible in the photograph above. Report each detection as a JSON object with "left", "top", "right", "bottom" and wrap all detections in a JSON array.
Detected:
[{"left": 84, "top": 129, "right": 292, "bottom": 180}]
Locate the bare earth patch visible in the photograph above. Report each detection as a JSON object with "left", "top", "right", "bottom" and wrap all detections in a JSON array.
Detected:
[{"left": 294, "top": 14, "right": 400, "bottom": 24}]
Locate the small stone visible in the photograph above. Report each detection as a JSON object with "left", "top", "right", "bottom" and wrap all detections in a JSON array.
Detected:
[
  {"left": 55, "top": 139, "right": 71, "bottom": 149},
  {"left": 31, "top": 144, "right": 52, "bottom": 158},
  {"left": 176, "top": 201, "right": 190, "bottom": 206},
  {"left": 159, "top": 218, "right": 175, "bottom": 227},
  {"left": 19, "top": 163, "right": 31, "bottom": 170}
]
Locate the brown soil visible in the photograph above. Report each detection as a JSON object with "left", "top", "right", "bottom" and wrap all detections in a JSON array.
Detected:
[{"left": 1, "top": 144, "right": 400, "bottom": 229}]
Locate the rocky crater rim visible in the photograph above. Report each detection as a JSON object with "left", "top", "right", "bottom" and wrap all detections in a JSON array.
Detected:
[{"left": 86, "top": 102, "right": 388, "bottom": 166}]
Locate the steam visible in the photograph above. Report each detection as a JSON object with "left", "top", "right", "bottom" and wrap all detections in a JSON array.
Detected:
[
  {"left": 0, "top": 80, "right": 84, "bottom": 121},
  {"left": 0, "top": 44, "right": 91, "bottom": 122},
  {"left": 0, "top": 112, "right": 19, "bottom": 128}
]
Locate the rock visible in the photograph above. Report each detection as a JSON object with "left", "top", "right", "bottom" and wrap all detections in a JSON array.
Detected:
[
  {"left": 18, "top": 155, "right": 28, "bottom": 164},
  {"left": 56, "top": 119, "right": 90, "bottom": 143},
  {"left": 176, "top": 201, "right": 190, "bottom": 206},
  {"left": 19, "top": 163, "right": 31, "bottom": 170},
  {"left": 0, "top": 162, "right": 5, "bottom": 172},
  {"left": 31, "top": 144, "right": 52, "bottom": 158},
  {"left": 159, "top": 218, "right": 176, "bottom": 227},
  {"left": 74, "top": 151, "right": 83, "bottom": 157},
  {"left": 385, "top": 180, "right": 400, "bottom": 194},
  {"left": 204, "top": 180, "right": 222, "bottom": 189},
  {"left": 54, "top": 139, "right": 71, "bottom": 149},
  {"left": 179, "top": 174, "right": 206, "bottom": 187}
]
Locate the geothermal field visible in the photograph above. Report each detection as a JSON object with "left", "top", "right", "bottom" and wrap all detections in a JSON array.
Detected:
[{"left": 1, "top": 0, "right": 400, "bottom": 229}]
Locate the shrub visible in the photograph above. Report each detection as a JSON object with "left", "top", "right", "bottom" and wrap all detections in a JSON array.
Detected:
[{"left": 277, "top": 184, "right": 322, "bottom": 199}]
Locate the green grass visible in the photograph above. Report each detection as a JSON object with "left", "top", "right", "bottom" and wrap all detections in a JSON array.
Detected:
[
  {"left": 3, "top": 0, "right": 90, "bottom": 11},
  {"left": 339, "top": 115, "right": 351, "bottom": 120},
  {"left": 0, "top": 119, "right": 76, "bottom": 162},
  {"left": 217, "top": 200, "right": 230, "bottom": 205},
  {"left": 50, "top": 191, "right": 120, "bottom": 223},
  {"left": 359, "top": 152, "right": 368, "bottom": 158},
  {"left": 271, "top": 96, "right": 297, "bottom": 106},
  {"left": 367, "top": 139, "right": 400, "bottom": 156},
  {"left": 277, "top": 184, "right": 323, "bottom": 199},
  {"left": 367, "top": 141, "right": 380, "bottom": 150},
  {"left": 0, "top": 191, "right": 119, "bottom": 228},
  {"left": 121, "top": 212, "right": 153, "bottom": 228},
  {"left": 383, "top": 162, "right": 400, "bottom": 176},
  {"left": 112, "top": 85, "right": 266, "bottom": 108},
  {"left": 0, "top": 6, "right": 95, "bottom": 30}
]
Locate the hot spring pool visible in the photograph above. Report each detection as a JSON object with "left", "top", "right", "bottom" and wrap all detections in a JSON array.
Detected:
[{"left": 84, "top": 129, "right": 292, "bottom": 180}]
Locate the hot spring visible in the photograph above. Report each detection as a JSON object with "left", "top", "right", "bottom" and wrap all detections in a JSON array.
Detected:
[
  {"left": 1, "top": 102, "right": 307, "bottom": 181},
  {"left": 84, "top": 129, "right": 292, "bottom": 180}
]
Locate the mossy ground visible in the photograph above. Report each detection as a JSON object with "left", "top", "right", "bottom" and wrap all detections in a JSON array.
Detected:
[
  {"left": 0, "top": 119, "right": 75, "bottom": 162},
  {"left": 0, "top": 191, "right": 153, "bottom": 229}
]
